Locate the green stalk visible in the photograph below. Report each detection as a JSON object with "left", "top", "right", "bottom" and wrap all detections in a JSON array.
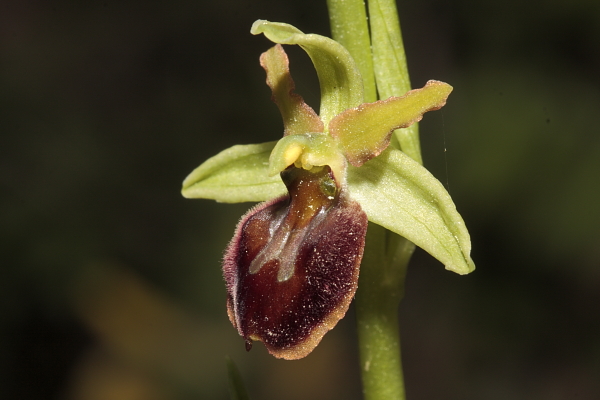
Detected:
[
  {"left": 326, "top": 1, "right": 420, "bottom": 399},
  {"left": 368, "top": 0, "right": 422, "bottom": 164},
  {"left": 326, "top": 0, "right": 377, "bottom": 103},
  {"left": 357, "top": 225, "right": 414, "bottom": 400}
]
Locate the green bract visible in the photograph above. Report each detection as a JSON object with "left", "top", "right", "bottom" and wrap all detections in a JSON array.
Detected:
[{"left": 182, "top": 20, "right": 474, "bottom": 275}]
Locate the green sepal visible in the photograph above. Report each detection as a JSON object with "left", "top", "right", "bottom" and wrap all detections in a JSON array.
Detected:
[
  {"left": 330, "top": 80, "right": 453, "bottom": 167},
  {"left": 347, "top": 147, "right": 475, "bottom": 275},
  {"left": 182, "top": 142, "right": 286, "bottom": 203},
  {"left": 251, "top": 20, "right": 364, "bottom": 127}
]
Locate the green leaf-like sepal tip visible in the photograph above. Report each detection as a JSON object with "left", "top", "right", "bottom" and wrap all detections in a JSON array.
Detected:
[
  {"left": 348, "top": 147, "right": 475, "bottom": 274},
  {"left": 182, "top": 142, "right": 285, "bottom": 203}
]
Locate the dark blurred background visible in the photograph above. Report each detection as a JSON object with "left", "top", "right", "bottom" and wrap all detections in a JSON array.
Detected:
[{"left": 1, "top": 0, "right": 599, "bottom": 399}]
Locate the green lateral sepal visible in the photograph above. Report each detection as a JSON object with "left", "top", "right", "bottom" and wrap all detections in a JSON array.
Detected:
[
  {"left": 347, "top": 147, "right": 475, "bottom": 275},
  {"left": 182, "top": 142, "right": 285, "bottom": 203}
]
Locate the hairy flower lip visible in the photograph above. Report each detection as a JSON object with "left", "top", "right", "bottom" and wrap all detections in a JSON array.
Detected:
[
  {"left": 247, "top": 166, "right": 338, "bottom": 282},
  {"left": 223, "top": 166, "right": 368, "bottom": 359}
]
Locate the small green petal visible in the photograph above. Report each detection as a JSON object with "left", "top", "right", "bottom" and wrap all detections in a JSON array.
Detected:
[
  {"left": 251, "top": 20, "right": 364, "bottom": 127},
  {"left": 347, "top": 147, "right": 475, "bottom": 275},
  {"left": 182, "top": 142, "right": 286, "bottom": 203},
  {"left": 260, "top": 44, "right": 323, "bottom": 136},
  {"left": 330, "top": 80, "right": 453, "bottom": 166}
]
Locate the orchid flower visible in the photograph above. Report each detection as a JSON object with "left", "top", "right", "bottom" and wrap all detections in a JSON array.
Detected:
[{"left": 182, "top": 20, "right": 475, "bottom": 360}]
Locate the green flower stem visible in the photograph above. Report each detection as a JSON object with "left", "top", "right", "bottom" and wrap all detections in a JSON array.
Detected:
[
  {"left": 368, "top": 0, "right": 411, "bottom": 98},
  {"left": 326, "top": 0, "right": 377, "bottom": 103},
  {"left": 327, "top": 0, "right": 419, "bottom": 399},
  {"left": 368, "top": 0, "right": 422, "bottom": 165},
  {"left": 357, "top": 224, "right": 413, "bottom": 400}
]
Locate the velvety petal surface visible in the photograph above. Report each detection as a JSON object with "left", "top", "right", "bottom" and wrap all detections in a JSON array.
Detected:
[{"left": 223, "top": 166, "right": 368, "bottom": 359}]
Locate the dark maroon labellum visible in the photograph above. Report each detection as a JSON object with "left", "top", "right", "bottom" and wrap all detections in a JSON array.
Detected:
[{"left": 223, "top": 166, "right": 368, "bottom": 359}]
